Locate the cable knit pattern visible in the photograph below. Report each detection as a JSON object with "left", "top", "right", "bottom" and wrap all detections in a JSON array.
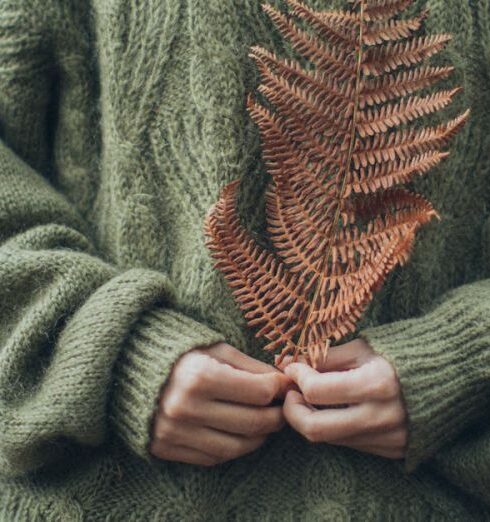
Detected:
[{"left": 0, "top": 0, "right": 490, "bottom": 520}]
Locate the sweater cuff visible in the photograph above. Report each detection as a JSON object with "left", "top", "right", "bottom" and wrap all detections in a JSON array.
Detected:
[
  {"left": 359, "top": 280, "right": 490, "bottom": 472},
  {"left": 109, "top": 306, "right": 225, "bottom": 460}
]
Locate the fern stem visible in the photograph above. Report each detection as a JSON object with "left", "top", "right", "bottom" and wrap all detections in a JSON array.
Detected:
[{"left": 297, "top": 0, "right": 366, "bottom": 360}]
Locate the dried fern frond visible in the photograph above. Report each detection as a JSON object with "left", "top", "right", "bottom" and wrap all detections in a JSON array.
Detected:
[{"left": 204, "top": 0, "right": 469, "bottom": 368}]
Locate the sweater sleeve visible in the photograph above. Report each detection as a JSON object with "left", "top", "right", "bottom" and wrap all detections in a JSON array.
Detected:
[
  {"left": 359, "top": 278, "right": 490, "bottom": 504},
  {"left": 0, "top": 141, "right": 225, "bottom": 477}
]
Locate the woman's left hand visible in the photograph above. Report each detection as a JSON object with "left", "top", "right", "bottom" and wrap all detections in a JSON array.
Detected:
[{"left": 277, "top": 338, "right": 408, "bottom": 460}]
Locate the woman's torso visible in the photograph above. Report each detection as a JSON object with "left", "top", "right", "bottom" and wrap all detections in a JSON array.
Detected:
[{"left": 1, "top": 0, "right": 490, "bottom": 520}]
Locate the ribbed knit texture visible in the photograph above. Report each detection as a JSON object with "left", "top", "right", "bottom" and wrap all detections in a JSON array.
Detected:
[
  {"left": 110, "top": 308, "right": 225, "bottom": 461},
  {"left": 0, "top": 0, "right": 489, "bottom": 520},
  {"left": 361, "top": 279, "right": 490, "bottom": 473}
]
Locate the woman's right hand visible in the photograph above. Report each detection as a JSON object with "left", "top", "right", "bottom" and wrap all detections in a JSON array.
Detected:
[{"left": 150, "top": 342, "right": 292, "bottom": 466}]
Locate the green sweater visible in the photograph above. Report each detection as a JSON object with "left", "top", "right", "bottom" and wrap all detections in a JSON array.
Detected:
[{"left": 1, "top": 0, "right": 490, "bottom": 520}]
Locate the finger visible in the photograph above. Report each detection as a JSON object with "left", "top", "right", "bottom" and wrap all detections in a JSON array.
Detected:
[
  {"left": 205, "top": 363, "right": 292, "bottom": 405},
  {"left": 177, "top": 400, "right": 286, "bottom": 436},
  {"left": 210, "top": 342, "right": 279, "bottom": 375},
  {"left": 150, "top": 442, "right": 218, "bottom": 466},
  {"left": 314, "top": 341, "right": 366, "bottom": 371},
  {"left": 284, "top": 358, "right": 398, "bottom": 405},
  {"left": 277, "top": 340, "right": 369, "bottom": 373},
  {"left": 154, "top": 417, "right": 266, "bottom": 461},
  {"left": 284, "top": 390, "right": 381, "bottom": 442},
  {"left": 330, "top": 427, "right": 408, "bottom": 450}
]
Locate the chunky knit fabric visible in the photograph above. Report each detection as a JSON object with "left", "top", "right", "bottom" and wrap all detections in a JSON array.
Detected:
[{"left": 0, "top": 0, "right": 490, "bottom": 520}]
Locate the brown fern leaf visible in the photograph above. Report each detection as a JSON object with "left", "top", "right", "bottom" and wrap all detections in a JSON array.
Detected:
[{"left": 204, "top": 0, "right": 469, "bottom": 368}]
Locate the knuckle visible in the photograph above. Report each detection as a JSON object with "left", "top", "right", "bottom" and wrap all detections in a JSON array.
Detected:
[
  {"left": 257, "top": 382, "right": 277, "bottom": 406},
  {"left": 209, "top": 341, "right": 233, "bottom": 355},
  {"left": 173, "top": 357, "right": 218, "bottom": 399},
  {"left": 387, "top": 405, "right": 406, "bottom": 428},
  {"left": 368, "top": 373, "right": 396, "bottom": 399},
  {"left": 216, "top": 438, "right": 253, "bottom": 461},
  {"left": 214, "top": 453, "right": 236, "bottom": 466},
  {"left": 241, "top": 436, "right": 266, "bottom": 456},
  {"left": 365, "top": 405, "right": 386, "bottom": 431},
  {"left": 162, "top": 395, "right": 188, "bottom": 420},
  {"left": 218, "top": 342, "right": 239, "bottom": 356},
  {"left": 228, "top": 439, "right": 246, "bottom": 457},
  {"left": 172, "top": 352, "right": 196, "bottom": 377},
  {"left": 270, "top": 411, "right": 286, "bottom": 433},
  {"left": 302, "top": 383, "right": 318, "bottom": 405},
  {"left": 384, "top": 380, "right": 400, "bottom": 400},
  {"left": 182, "top": 370, "right": 207, "bottom": 395},
  {"left": 235, "top": 437, "right": 258, "bottom": 456},
  {"left": 303, "top": 384, "right": 316, "bottom": 404},
  {"left": 377, "top": 405, "right": 405, "bottom": 430},
  {"left": 214, "top": 446, "right": 234, "bottom": 462},
  {"left": 303, "top": 420, "right": 323, "bottom": 444},
  {"left": 378, "top": 362, "right": 399, "bottom": 398},
  {"left": 393, "top": 430, "right": 408, "bottom": 449},
  {"left": 250, "top": 434, "right": 267, "bottom": 449},
  {"left": 369, "top": 412, "right": 385, "bottom": 431},
  {"left": 189, "top": 358, "right": 216, "bottom": 387},
  {"left": 382, "top": 374, "right": 399, "bottom": 399},
  {"left": 177, "top": 353, "right": 214, "bottom": 381},
  {"left": 246, "top": 412, "right": 268, "bottom": 435},
  {"left": 154, "top": 419, "right": 175, "bottom": 441}
]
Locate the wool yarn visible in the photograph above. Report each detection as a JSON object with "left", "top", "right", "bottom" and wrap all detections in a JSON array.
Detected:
[{"left": 0, "top": 1, "right": 490, "bottom": 520}]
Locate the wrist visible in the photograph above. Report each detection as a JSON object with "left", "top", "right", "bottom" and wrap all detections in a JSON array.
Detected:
[{"left": 109, "top": 305, "right": 225, "bottom": 461}]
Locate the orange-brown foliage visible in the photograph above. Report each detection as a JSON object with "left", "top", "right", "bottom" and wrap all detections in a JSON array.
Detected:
[{"left": 204, "top": 0, "right": 468, "bottom": 368}]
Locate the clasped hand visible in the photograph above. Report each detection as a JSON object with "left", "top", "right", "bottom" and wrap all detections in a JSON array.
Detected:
[{"left": 150, "top": 340, "right": 407, "bottom": 466}]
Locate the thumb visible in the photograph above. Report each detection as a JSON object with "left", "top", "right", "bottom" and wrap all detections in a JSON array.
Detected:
[{"left": 272, "top": 371, "right": 297, "bottom": 400}]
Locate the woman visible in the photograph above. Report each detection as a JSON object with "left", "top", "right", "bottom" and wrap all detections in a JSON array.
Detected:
[{"left": 0, "top": 0, "right": 489, "bottom": 520}]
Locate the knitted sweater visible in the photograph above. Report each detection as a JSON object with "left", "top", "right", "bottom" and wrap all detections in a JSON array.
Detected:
[{"left": 0, "top": 0, "right": 489, "bottom": 520}]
